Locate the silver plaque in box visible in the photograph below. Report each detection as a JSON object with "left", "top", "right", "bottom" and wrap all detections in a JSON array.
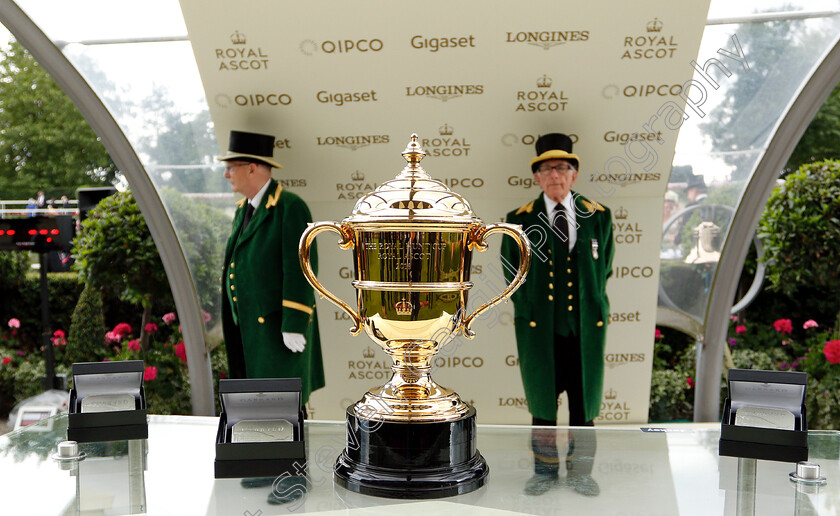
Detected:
[
  {"left": 80, "top": 393, "right": 136, "bottom": 413},
  {"left": 231, "top": 419, "right": 294, "bottom": 443}
]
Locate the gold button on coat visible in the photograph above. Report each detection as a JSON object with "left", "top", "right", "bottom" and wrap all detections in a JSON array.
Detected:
[
  {"left": 230, "top": 262, "right": 235, "bottom": 268},
  {"left": 548, "top": 283, "right": 554, "bottom": 289},
  {"left": 230, "top": 285, "right": 235, "bottom": 290},
  {"left": 258, "top": 317, "right": 265, "bottom": 324},
  {"left": 596, "top": 321, "right": 604, "bottom": 327},
  {"left": 567, "top": 268, "right": 572, "bottom": 274},
  {"left": 567, "top": 282, "right": 573, "bottom": 287},
  {"left": 568, "top": 306, "right": 573, "bottom": 311},
  {"left": 549, "top": 272, "right": 554, "bottom": 277},
  {"left": 229, "top": 273, "right": 234, "bottom": 279},
  {"left": 529, "top": 321, "right": 537, "bottom": 328},
  {"left": 548, "top": 295, "right": 554, "bottom": 301}
]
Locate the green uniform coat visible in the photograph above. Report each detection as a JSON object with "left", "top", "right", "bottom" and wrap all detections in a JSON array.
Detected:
[
  {"left": 501, "top": 192, "right": 614, "bottom": 422},
  {"left": 222, "top": 179, "right": 325, "bottom": 404}
]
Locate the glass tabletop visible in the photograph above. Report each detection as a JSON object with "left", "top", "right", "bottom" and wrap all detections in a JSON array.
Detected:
[{"left": 0, "top": 414, "right": 837, "bottom": 515}]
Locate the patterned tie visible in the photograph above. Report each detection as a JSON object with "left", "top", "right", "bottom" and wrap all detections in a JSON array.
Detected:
[
  {"left": 241, "top": 203, "right": 255, "bottom": 230},
  {"left": 552, "top": 204, "right": 569, "bottom": 252}
]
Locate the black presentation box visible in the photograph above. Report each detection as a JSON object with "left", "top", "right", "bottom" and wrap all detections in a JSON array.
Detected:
[
  {"left": 214, "top": 378, "right": 306, "bottom": 479},
  {"left": 719, "top": 369, "right": 808, "bottom": 463},
  {"left": 68, "top": 360, "right": 148, "bottom": 443}
]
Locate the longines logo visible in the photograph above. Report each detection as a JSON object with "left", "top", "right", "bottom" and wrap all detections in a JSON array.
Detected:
[
  {"left": 404, "top": 84, "right": 484, "bottom": 102},
  {"left": 602, "top": 83, "right": 683, "bottom": 99},
  {"left": 505, "top": 29, "right": 590, "bottom": 50},
  {"left": 300, "top": 38, "right": 384, "bottom": 55},
  {"left": 612, "top": 206, "right": 643, "bottom": 244},
  {"left": 621, "top": 18, "right": 678, "bottom": 60},
  {"left": 609, "top": 311, "right": 642, "bottom": 323},
  {"left": 316, "top": 89, "right": 379, "bottom": 106},
  {"left": 589, "top": 171, "right": 661, "bottom": 186},
  {"left": 605, "top": 352, "right": 646, "bottom": 369},
  {"left": 215, "top": 31, "right": 270, "bottom": 71},
  {"left": 595, "top": 388, "right": 631, "bottom": 421},
  {"left": 612, "top": 265, "right": 655, "bottom": 279},
  {"left": 410, "top": 34, "right": 476, "bottom": 52},
  {"left": 335, "top": 170, "right": 379, "bottom": 200},
  {"left": 278, "top": 179, "right": 306, "bottom": 188},
  {"left": 317, "top": 134, "right": 389, "bottom": 151},
  {"left": 421, "top": 124, "right": 473, "bottom": 158},
  {"left": 515, "top": 75, "right": 568, "bottom": 112},
  {"left": 213, "top": 93, "right": 292, "bottom": 108},
  {"left": 498, "top": 397, "right": 529, "bottom": 410},
  {"left": 501, "top": 133, "right": 578, "bottom": 147}
]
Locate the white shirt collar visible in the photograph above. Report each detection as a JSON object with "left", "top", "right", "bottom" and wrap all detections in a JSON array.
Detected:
[
  {"left": 543, "top": 192, "right": 577, "bottom": 249},
  {"left": 249, "top": 178, "right": 273, "bottom": 209}
]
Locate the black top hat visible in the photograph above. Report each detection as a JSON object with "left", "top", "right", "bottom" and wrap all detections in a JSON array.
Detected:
[
  {"left": 531, "top": 133, "right": 580, "bottom": 172},
  {"left": 217, "top": 130, "right": 283, "bottom": 169},
  {"left": 686, "top": 174, "right": 707, "bottom": 190}
]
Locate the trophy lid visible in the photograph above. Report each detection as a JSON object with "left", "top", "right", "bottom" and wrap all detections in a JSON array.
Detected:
[{"left": 347, "top": 134, "right": 478, "bottom": 224}]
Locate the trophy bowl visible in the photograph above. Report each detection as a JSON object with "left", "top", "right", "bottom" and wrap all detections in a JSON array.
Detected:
[{"left": 299, "top": 134, "right": 530, "bottom": 498}]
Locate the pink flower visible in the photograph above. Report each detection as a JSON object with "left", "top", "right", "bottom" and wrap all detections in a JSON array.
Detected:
[
  {"left": 654, "top": 328, "right": 663, "bottom": 339},
  {"left": 728, "top": 338, "right": 737, "bottom": 347},
  {"left": 782, "top": 340, "right": 790, "bottom": 346},
  {"left": 735, "top": 325, "right": 747, "bottom": 334},
  {"left": 113, "top": 323, "right": 133, "bottom": 338},
  {"left": 174, "top": 342, "right": 187, "bottom": 363},
  {"left": 51, "top": 329, "right": 66, "bottom": 346},
  {"left": 686, "top": 377, "right": 694, "bottom": 388},
  {"left": 803, "top": 320, "right": 819, "bottom": 330},
  {"left": 8, "top": 318, "right": 20, "bottom": 329},
  {"left": 729, "top": 315, "right": 738, "bottom": 322},
  {"left": 143, "top": 366, "right": 157, "bottom": 381},
  {"left": 824, "top": 340, "right": 840, "bottom": 364},
  {"left": 773, "top": 319, "right": 793, "bottom": 334},
  {"left": 144, "top": 322, "right": 159, "bottom": 333},
  {"left": 1, "top": 357, "right": 11, "bottom": 365},
  {"left": 127, "top": 339, "right": 141, "bottom": 352},
  {"left": 202, "top": 310, "right": 211, "bottom": 323},
  {"left": 162, "top": 312, "right": 176, "bottom": 324},
  {"left": 105, "top": 331, "right": 121, "bottom": 343}
]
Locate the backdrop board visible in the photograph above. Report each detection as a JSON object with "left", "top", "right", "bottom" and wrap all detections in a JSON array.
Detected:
[{"left": 179, "top": 0, "right": 710, "bottom": 423}]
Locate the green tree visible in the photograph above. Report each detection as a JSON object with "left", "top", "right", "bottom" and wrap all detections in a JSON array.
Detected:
[
  {"left": 0, "top": 39, "right": 117, "bottom": 199},
  {"left": 66, "top": 282, "right": 107, "bottom": 364},
  {"left": 786, "top": 82, "right": 840, "bottom": 172},
  {"left": 72, "top": 191, "right": 172, "bottom": 350},
  {"left": 758, "top": 160, "right": 840, "bottom": 319}
]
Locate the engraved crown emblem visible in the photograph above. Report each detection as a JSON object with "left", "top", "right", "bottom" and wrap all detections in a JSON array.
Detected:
[
  {"left": 536, "top": 74, "right": 553, "bottom": 88},
  {"left": 615, "top": 206, "right": 629, "bottom": 220},
  {"left": 231, "top": 30, "right": 246, "bottom": 45},
  {"left": 439, "top": 123, "right": 454, "bottom": 136},
  {"left": 394, "top": 298, "right": 413, "bottom": 316},
  {"left": 605, "top": 388, "right": 618, "bottom": 400},
  {"left": 647, "top": 18, "right": 663, "bottom": 33},
  {"left": 362, "top": 346, "right": 376, "bottom": 359},
  {"left": 351, "top": 170, "right": 365, "bottom": 181}
]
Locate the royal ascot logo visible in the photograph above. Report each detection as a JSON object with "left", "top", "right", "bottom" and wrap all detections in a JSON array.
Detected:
[
  {"left": 316, "top": 89, "right": 379, "bottom": 107},
  {"left": 621, "top": 18, "right": 678, "bottom": 60},
  {"left": 604, "top": 352, "right": 646, "bottom": 369},
  {"left": 601, "top": 83, "right": 683, "bottom": 100},
  {"left": 215, "top": 30, "right": 270, "bottom": 71},
  {"left": 612, "top": 265, "right": 655, "bottom": 279},
  {"left": 348, "top": 346, "right": 391, "bottom": 381},
  {"left": 410, "top": 34, "right": 477, "bottom": 52},
  {"left": 213, "top": 93, "right": 292, "bottom": 108},
  {"left": 595, "top": 388, "right": 632, "bottom": 422},
  {"left": 299, "top": 37, "right": 384, "bottom": 56},
  {"left": 420, "top": 124, "right": 473, "bottom": 158},
  {"left": 609, "top": 311, "right": 642, "bottom": 324},
  {"left": 404, "top": 84, "right": 484, "bottom": 102},
  {"left": 515, "top": 75, "right": 568, "bottom": 112},
  {"left": 335, "top": 169, "right": 379, "bottom": 200},
  {"left": 612, "top": 206, "right": 644, "bottom": 245},
  {"left": 317, "top": 134, "right": 390, "bottom": 151},
  {"left": 504, "top": 29, "right": 590, "bottom": 50}
]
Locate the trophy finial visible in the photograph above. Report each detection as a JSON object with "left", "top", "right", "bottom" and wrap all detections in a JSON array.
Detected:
[{"left": 402, "top": 133, "right": 426, "bottom": 168}]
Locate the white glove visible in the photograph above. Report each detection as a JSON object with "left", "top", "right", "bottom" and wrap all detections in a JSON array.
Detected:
[{"left": 282, "top": 332, "right": 306, "bottom": 353}]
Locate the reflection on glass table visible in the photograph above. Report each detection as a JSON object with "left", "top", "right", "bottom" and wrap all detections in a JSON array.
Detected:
[{"left": 0, "top": 414, "right": 837, "bottom": 515}]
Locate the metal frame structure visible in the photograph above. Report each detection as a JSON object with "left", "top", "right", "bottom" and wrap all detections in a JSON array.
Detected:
[{"left": 0, "top": 0, "right": 215, "bottom": 416}]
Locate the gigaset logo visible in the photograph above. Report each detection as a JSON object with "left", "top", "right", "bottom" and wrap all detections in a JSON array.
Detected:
[{"left": 410, "top": 34, "right": 476, "bottom": 52}]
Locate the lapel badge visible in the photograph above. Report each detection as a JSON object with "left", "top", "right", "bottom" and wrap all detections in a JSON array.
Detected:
[{"left": 591, "top": 238, "right": 599, "bottom": 260}]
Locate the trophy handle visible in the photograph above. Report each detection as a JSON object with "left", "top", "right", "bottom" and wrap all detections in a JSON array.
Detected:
[
  {"left": 461, "top": 222, "right": 531, "bottom": 339},
  {"left": 299, "top": 221, "right": 362, "bottom": 335}
]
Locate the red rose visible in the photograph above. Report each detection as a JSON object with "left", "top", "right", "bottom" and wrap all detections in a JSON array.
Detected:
[
  {"left": 735, "top": 325, "right": 747, "bottom": 334},
  {"left": 144, "top": 322, "right": 159, "bottom": 333},
  {"left": 143, "top": 366, "right": 157, "bottom": 381},
  {"left": 174, "top": 342, "right": 187, "bottom": 363},
  {"left": 824, "top": 340, "right": 840, "bottom": 364},
  {"left": 773, "top": 319, "right": 793, "bottom": 334},
  {"left": 655, "top": 329, "right": 663, "bottom": 339},
  {"left": 686, "top": 377, "right": 694, "bottom": 388},
  {"left": 127, "top": 339, "right": 141, "bottom": 352},
  {"left": 113, "top": 323, "right": 133, "bottom": 337},
  {"left": 1, "top": 357, "right": 11, "bottom": 365}
]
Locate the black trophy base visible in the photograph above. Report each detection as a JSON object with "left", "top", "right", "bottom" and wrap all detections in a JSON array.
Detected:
[{"left": 334, "top": 405, "right": 488, "bottom": 499}]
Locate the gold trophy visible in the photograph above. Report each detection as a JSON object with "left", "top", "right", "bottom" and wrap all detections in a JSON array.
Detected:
[{"left": 299, "top": 134, "right": 530, "bottom": 498}]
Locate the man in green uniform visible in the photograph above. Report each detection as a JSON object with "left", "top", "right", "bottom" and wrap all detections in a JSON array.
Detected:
[
  {"left": 220, "top": 130, "right": 324, "bottom": 411},
  {"left": 502, "top": 133, "right": 614, "bottom": 496}
]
